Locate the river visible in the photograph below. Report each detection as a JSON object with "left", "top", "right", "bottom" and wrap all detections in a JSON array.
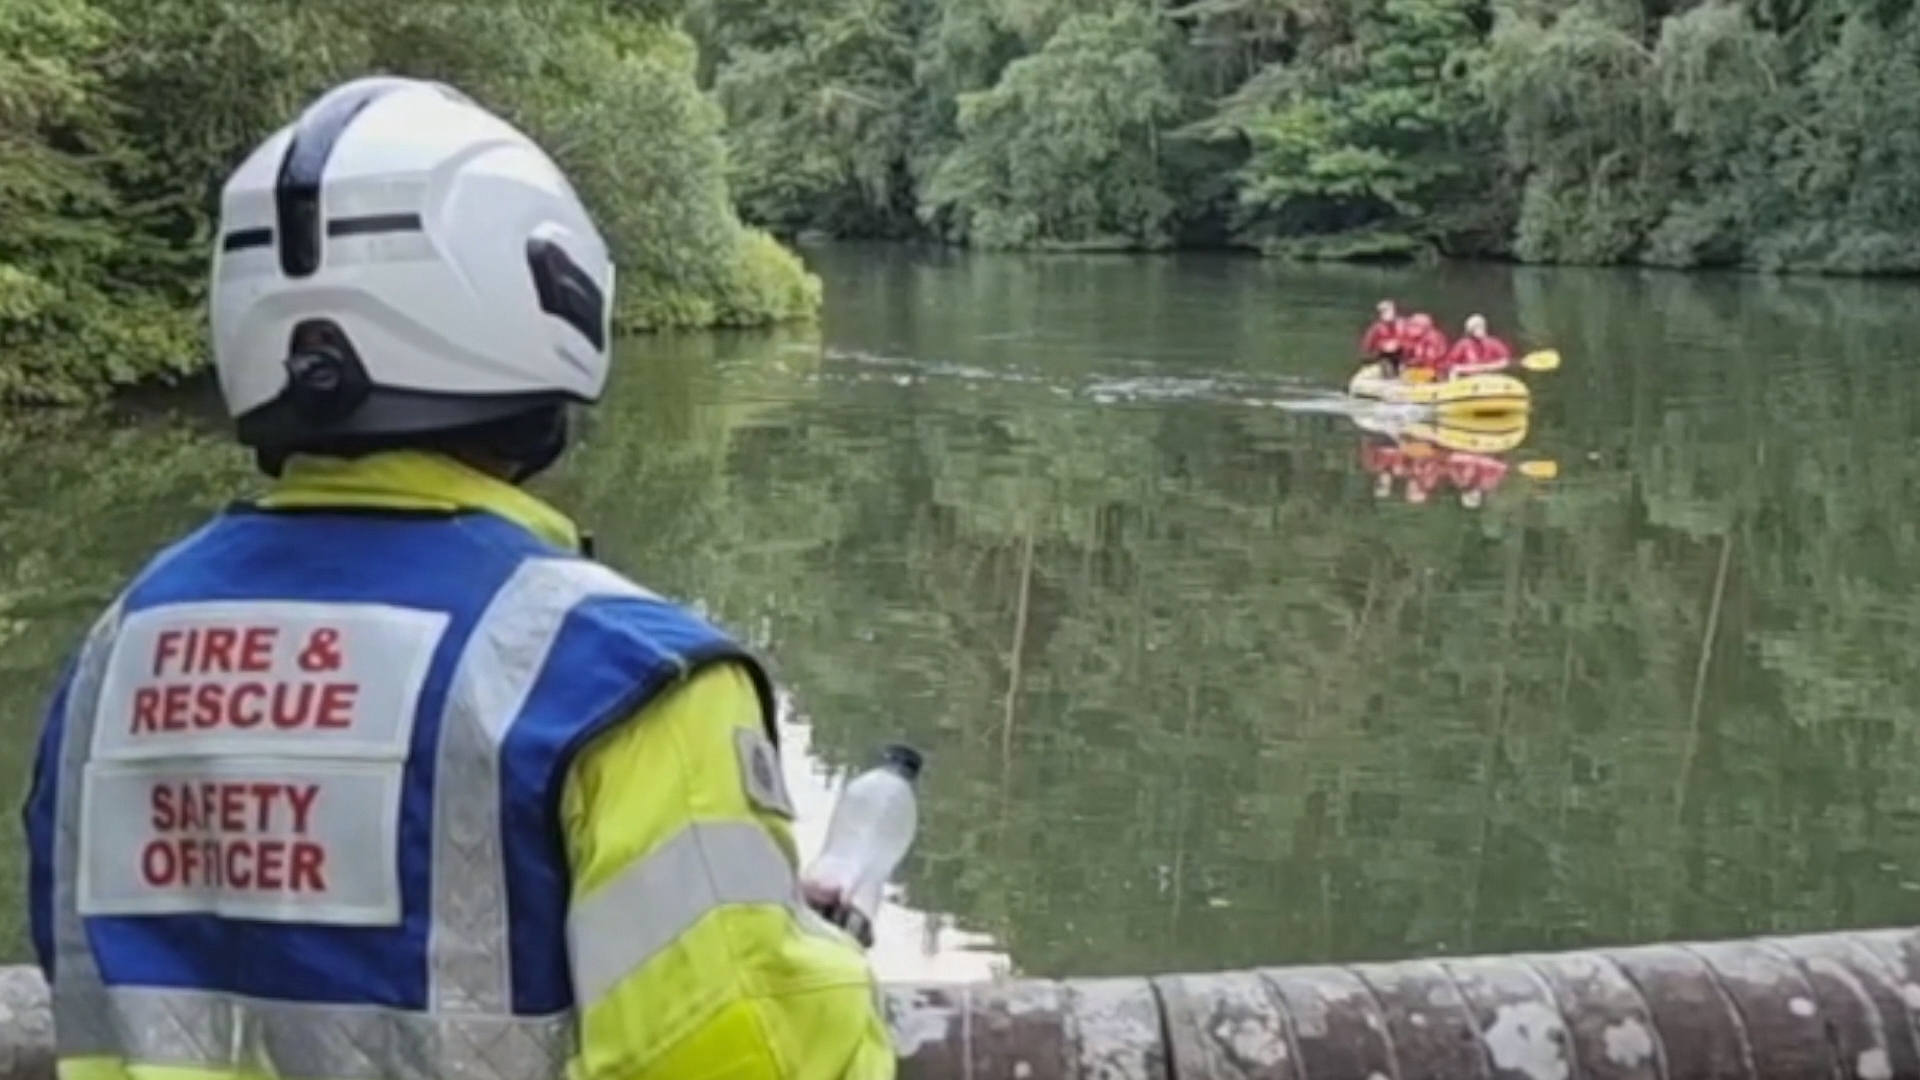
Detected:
[{"left": 4, "top": 243, "right": 1920, "bottom": 984}]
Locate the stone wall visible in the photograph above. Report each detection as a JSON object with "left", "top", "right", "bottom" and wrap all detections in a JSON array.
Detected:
[{"left": 4, "top": 926, "right": 1918, "bottom": 1079}]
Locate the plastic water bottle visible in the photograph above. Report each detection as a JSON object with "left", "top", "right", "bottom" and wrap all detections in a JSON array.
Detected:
[{"left": 804, "top": 744, "right": 924, "bottom": 946}]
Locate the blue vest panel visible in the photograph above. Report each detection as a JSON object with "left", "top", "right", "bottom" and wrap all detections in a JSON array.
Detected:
[{"left": 24, "top": 505, "right": 770, "bottom": 1019}]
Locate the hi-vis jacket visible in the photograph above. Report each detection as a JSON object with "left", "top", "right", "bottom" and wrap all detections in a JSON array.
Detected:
[{"left": 22, "top": 451, "right": 896, "bottom": 1080}]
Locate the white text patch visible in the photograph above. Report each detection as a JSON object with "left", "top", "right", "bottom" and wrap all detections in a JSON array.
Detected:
[
  {"left": 77, "top": 759, "right": 403, "bottom": 925},
  {"left": 90, "top": 600, "right": 448, "bottom": 761}
]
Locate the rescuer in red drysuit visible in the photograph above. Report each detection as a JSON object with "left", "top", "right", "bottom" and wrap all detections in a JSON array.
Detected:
[
  {"left": 1400, "top": 313, "right": 1450, "bottom": 377},
  {"left": 1360, "top": 299, "right": 1407, "bottom": 375},
  {"left": 1442, "top": 314, "right": 1513, "bottom": 377}
]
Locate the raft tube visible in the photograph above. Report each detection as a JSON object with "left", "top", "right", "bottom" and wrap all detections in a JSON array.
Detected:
[{"left": 1348, "top": 362, "right": 1530, "bottom": 418}]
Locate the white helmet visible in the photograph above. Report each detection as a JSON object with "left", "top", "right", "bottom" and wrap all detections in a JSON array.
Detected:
[{"left": 210, "top": 76, "right": 614, "bottom": 459}]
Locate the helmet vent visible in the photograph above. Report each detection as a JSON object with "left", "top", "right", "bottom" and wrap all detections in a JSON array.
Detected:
[
  {"left": 274, "top": 79, "right": 409, "bottom": 278},
  {"left": 526, "top": 237, "right": 607, "bottom": 351}
]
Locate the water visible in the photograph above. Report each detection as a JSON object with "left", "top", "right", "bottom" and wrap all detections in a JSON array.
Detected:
[{"left": 6, "top": 244, "right": 1920, "bottom": 983}]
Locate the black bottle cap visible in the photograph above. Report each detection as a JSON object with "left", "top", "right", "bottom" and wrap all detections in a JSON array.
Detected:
[{"left": 879, "top": 744, "right": 924, "bottom": 781}]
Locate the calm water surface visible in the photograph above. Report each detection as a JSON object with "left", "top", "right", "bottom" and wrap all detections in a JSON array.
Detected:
[{"left": 6, "top": 244, "right": 1920, "bottom": 982}]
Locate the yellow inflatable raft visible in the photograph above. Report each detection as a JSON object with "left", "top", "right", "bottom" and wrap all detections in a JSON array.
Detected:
[{"left": 1348, "top": 363, "right": 1530, "bottom": 418}]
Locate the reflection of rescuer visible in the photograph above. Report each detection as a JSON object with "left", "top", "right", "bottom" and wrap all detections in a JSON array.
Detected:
[{"left": 21, "top": 77, "right": 895, "bottom": 1080}]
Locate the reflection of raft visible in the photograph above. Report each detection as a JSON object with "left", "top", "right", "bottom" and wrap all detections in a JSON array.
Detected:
[
  {"left": 1409, "top": 416, "right": 1527, "bottom": 455},
  {"left": 1348, "top": 363, "right": 1530, "bottom": 418},
  {"left": 1353, "top": 411, "right": 1529, "bottom": 455}
]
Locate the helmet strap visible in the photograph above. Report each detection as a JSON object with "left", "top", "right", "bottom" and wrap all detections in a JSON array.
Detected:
[{"left": 503, "top": 408, "right": 569, "bottom": 484}]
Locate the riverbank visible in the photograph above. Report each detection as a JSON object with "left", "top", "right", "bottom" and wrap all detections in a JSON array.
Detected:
[{"left": 797, "top": 235, "right": 1920, "bottom": 281}]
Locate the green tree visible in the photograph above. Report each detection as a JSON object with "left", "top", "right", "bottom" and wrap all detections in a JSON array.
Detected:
[
  {"left": 1205, "top": 0, "right": 1500, "bottom": 259},
  {"left": 711, "top": 0, "right": 922, "bottom": 236},
  {"left": 0, "top": 0, "right": 820, "bottom": 405},
  {"left": 924, "top": 4, "right": 1186, "bottom": 249},
  {"left": 685, "top": 0, "right": 1920, "bottom": 274},
  {"left": 0, "top": 0, "right": 199, "bottom": 402}
]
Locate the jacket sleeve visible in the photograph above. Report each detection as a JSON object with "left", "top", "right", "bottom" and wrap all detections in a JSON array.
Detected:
[{"left": 559, "top": 660, "right": 897, "bottom": 1080}]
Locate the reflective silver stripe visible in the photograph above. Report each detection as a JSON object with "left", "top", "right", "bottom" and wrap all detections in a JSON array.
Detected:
[
  {"left": 53, "top": 982, "right": 571, "bottom": 1080},
  {"left": 428, "top": 558, "right": 660, "bottom": 1017},
  {"left": 567, "top": 822, "right": 805, "bottom": 1006},
  {"left": 51, "top": 603, "right": 125, "bottom": 1048}
]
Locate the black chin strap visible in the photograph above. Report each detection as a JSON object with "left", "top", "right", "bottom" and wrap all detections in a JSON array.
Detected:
[{"left": 506, "top": 409, "right": 568, "bottom": 483}]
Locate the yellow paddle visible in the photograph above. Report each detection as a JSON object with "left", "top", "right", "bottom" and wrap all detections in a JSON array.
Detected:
[{"left": 1518, "top": 459, "right": 1559, "bottom": 480}]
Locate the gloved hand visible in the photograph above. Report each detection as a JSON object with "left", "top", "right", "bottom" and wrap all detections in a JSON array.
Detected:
[{"left": 800, "top": 878, "right": 875, "bottom": 947}]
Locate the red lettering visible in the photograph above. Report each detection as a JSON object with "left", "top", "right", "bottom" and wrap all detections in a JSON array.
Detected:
[
  {"left": 284, "top": 784, "right": 318, "bottom": 833},
  {"left": 147, "top": 624, "right": 282, "bottom": 680},
  {"left": 289, "top": 842, "right": 327, "bottom": 891},
  {"left": 160, "top": 684, "right": 190, "bottom": 730},
  {"left": 176, "top": 784, "right": 203, "bottom": 831},
  {"left": 239, "top": 627, "right": 277, "bottom": 672},
  {"left": 149, "top": 784, "right": 175, "bottom": 831},
  {"left": 136, "top": 837, "right": 329, "bottom": 893},
  {"left": 152, "top": 630, "right": 184, "bottom": 677},
  {"left": 253, "top": 840, "right": 285, "bottom": 887},
  {"left": 315, "top": 684, "right": 357, "bottom": 728},
  {"left": 248, "top": 783, "right": 282, "bottom": 831},
  {"left": 131, "top": 688, "right": 159, "bottom": 733},
  {"left": 228, "top": 842, "right": 254, "bottom": 888},
  {"left": 193, "top": 683, "right": 224, "bottom": 727},
  {"left": 141, "top": 839, "right": 174, "bottom": 886},
  {"left": 217, "top": 785, "right": 247, "bottom": 833},
  {"left": 127, "top": 680, "right": 358, "bottom": 736},
  {"left": 229, "top": 683, "right": 264, "bottom": 727},
  {"left": 200, "top": 628, "right": 237, "bottom": 674},
  {"left": 146, "top": 782, "right": 325, "bottom": 835},
  {"left": 272, "top": 684, "right": 316, "bottom": 728}
]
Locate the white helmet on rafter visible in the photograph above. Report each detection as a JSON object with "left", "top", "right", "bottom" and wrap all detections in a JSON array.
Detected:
[{"left": 210, "top": 75, "right": 615, "bottom": 472}]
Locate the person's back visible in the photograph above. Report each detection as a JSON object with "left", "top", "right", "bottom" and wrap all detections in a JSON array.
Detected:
[
  {"left": 24, "top": 76, "right": 893, "bottom": 1080},
  {"left": 1401, "top": 313, "right": 1449, "bottom": 373}
]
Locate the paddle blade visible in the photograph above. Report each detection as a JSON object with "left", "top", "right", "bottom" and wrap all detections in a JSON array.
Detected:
[
  {"left": 1519, "top": 459, "right": 1559, "bottom": 480},
  {"left": 1520, "top": 349, "right": 1561, "bottom": 372}
]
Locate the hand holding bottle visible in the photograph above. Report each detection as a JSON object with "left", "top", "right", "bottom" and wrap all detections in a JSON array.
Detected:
[{"left": 800, "top": 744, "right": 923, "bottom": 948}]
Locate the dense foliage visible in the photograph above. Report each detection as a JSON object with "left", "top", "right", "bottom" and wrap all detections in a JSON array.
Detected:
[
  {"left": 0, "top": 0, "right": 820, "bottom": 404},
  {"left": 696, "top": 0, "right": 1920, "bottom": 270}
]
